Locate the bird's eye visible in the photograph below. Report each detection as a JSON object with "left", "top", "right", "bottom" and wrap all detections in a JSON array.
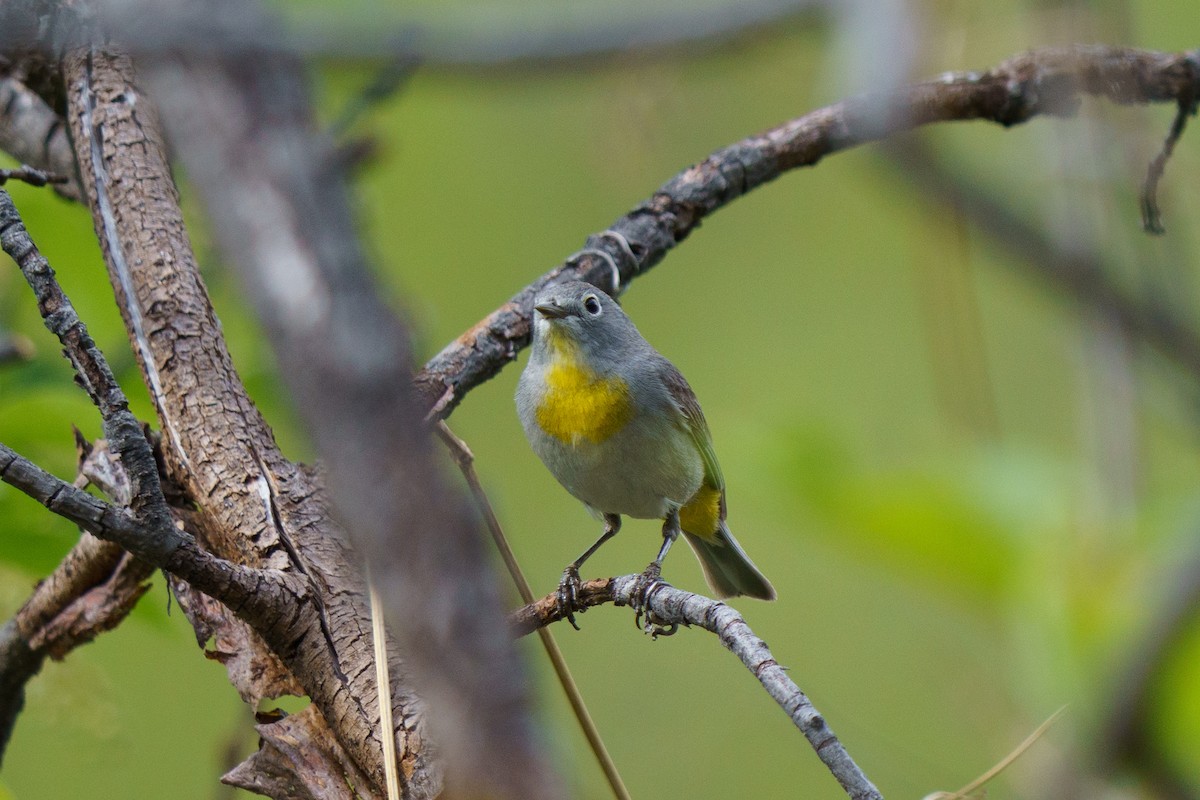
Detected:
[{"left": 583, "top": 295, "right": 602, "bottom": 315}]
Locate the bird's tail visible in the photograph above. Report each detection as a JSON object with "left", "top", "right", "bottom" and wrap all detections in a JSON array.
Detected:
[{"left": 682, "top": 522, "right": 776, "bottom": 600}]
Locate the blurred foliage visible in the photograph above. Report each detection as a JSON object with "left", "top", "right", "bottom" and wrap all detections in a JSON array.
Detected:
[{"left": 4, "top": 1, "right": 1200, "bottom": 798}]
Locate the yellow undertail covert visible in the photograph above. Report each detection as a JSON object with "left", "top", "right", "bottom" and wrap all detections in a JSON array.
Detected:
[{"left": 679, "top": 484, "right": 722, "bottom": 542}]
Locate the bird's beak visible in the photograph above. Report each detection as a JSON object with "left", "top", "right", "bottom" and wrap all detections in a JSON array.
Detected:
[{"left": 535, "top": 303, "right": 568, "bottom": 320}]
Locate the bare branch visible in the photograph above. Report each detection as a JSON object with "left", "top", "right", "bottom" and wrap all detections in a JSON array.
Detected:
[
  {"left": 1140, "top": 88, "right": 1198, "bottom": 235},
  {"left": 0, "top": 164, "right": 68, "bottom": 188},
  {"left": 0, "top": 77, "right": 81, "bottom": 201},
  {"left": 0, "top": 444, "right": 164, "bottom": 568},
  {"left": 512, "top": 576, "right": 883, "bottom": 800},
  {"left": 94, "top": 0, "right": 827, "bottom": 66},
  {"left": 0, "top": 186, "right": 177, "bottom": 553},
  {"left": 415, "top": 45, "right": 1200, "bottom": 418}
]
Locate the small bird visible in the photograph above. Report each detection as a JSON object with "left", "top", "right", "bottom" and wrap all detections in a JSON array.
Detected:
[{"left": 516, "top": 280, "right": 775, "bottom": 614}]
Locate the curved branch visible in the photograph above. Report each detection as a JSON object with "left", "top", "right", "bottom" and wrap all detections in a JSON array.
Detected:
[
  {"left": 0, "top": 77, "right": 81, "bottom": 202},
  {"left": 511, "top": 576, "right": 882, "bottom": 800},
  {"left": 416, "top": 45, "right": 1200, "bottom": 417}
]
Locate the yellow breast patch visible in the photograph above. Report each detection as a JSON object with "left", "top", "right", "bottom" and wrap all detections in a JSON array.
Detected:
[
  {"left": 679, "top": 484, "right": 722, "bottom": 540},
  {"left": 535, "top": 358, "right": 633, "bottom": 446}
]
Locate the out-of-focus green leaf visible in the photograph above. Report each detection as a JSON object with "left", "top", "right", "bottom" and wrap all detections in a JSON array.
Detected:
[
  {"left": 778, "top": 424, "right": 1085, "bottom": 604},
  {"left": 1154, "top": 614, "right": 1200, "bottom": 782},
  {"left": 0, "top": 389, "right": 98, "bottom": 575}
]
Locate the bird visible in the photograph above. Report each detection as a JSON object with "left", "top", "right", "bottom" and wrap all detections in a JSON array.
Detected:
[{"left": 515, "top": 280, "right": 775, "bottom": 619}]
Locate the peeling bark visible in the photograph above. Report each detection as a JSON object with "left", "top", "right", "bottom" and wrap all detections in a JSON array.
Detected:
[{"left": 60, "top": 47, "right": 435, "bottom": 796}]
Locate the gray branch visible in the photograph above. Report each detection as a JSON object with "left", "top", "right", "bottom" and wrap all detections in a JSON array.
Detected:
[
  {"left": 0, "top": 442, "right": 282, "bottom": 618},
  {"left": 512, "top": 576, "right": 883, "bottom": 800},
  {"left": 0, "top": 186, "right": 177, "bottom": 557},
  {"left": 89, "top": 0, "right": 828, "bottom": 65}
]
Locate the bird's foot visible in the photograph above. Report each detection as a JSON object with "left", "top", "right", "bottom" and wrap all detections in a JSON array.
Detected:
[
  {"left": 556, "top": 565, "right": 584, "bottom": 630},
  {"left": 632, "top": 562, "right": 677, "bottom": 638}
]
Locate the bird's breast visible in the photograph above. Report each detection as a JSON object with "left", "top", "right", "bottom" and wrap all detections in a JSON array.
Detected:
[{"left": 534, "top": 361, "right": 633, "bottom": 445}]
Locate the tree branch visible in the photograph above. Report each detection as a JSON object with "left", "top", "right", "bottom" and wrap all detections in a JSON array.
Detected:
[
  {"left": 92, "top": 0, "right": 828, "bottom": 66},
  {"left": 132, "top": 1, "right": 561, "bottom": 791},
  {"left": 0, "top": 434, "right": 157, "bottom": 765},
  {"left": 0, "top": 441, "right": 309, "bottom": 641},
  {"left": 0, "top": 185, "right": 179, "bottom": 554},
  {"left": 0, "top": 76, "right": 81, "bottom": 201},
  {"left": 415, "top": 45, "right": 1200, "bottom": 418},
  {"left": 61, "top": 42, "right": 419, "bottom": 795},
  {"left": 511, "top": 576, "right": 883, "bottom": 800}
]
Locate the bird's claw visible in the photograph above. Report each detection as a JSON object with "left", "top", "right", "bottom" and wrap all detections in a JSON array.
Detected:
[
  {"left": 631, "top": 562, "right": 676, "bottom": 638},
  {"left": 556, "top": 565, "right": 584, "bottom": 630}
]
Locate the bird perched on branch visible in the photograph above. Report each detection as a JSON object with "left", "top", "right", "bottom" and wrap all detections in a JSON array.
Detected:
[{"left": 516, "top": 280, "right": 775, "bottom": 622}]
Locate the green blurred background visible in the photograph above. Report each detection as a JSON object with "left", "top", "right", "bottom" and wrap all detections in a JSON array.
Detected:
[{"left": 3, "top": 1, "right": 1200, "bottom": 797}]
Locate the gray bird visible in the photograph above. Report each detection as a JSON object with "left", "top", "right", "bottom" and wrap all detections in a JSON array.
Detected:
[{"left": 515, "top": 281, "right": 775, "bottom": 607}]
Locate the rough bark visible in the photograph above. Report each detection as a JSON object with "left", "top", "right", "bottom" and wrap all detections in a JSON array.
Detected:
[
  {"left": 133, "top": 11, "right": 559, "bottom": 793},
  {"left": 60, "top": 46, "right": 433, "bottom": 796}
]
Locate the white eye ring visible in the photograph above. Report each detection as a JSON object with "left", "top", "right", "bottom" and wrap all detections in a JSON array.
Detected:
[{"left": 583, "top": 295, "right": 602, "bottom": 315}]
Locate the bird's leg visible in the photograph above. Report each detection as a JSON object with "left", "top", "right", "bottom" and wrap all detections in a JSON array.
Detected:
[
  {"left": 633, "top": 509, "right": 681, "bottom": 636},
  {"left": 558, "top": 513, "right": 621, "bottom": 630},
  {"left": 643, "top": 508, "right": 680, "bottom": 580}
]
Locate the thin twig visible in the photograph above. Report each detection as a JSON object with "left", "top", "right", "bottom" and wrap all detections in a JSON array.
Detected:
[
  {"left": 0, "top": 77, "right": 82, "bottom": 201},
  {"left": 368, "top": 580, "right": 401, "bottom": 800},
  {"left": 433, "top": 421, "right": 632, "bottom": 800},
  {"left": 1140, "top": 66, "right": 1199, "bottom": 234},
  {"left": 922, "top": 707, "right": 1065, "bottom": 800},
  {"left": 0, "top": 165, "right": 68, "bottom": 188},
  {"left": 510, "top": 575, "right": 883, "bottom": 800},
  {"left": 329, "top": 57, "right": 419, "bottom": 138},
  {"left": 0, "top": 441, "right": 292, "bottom": 632}
]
